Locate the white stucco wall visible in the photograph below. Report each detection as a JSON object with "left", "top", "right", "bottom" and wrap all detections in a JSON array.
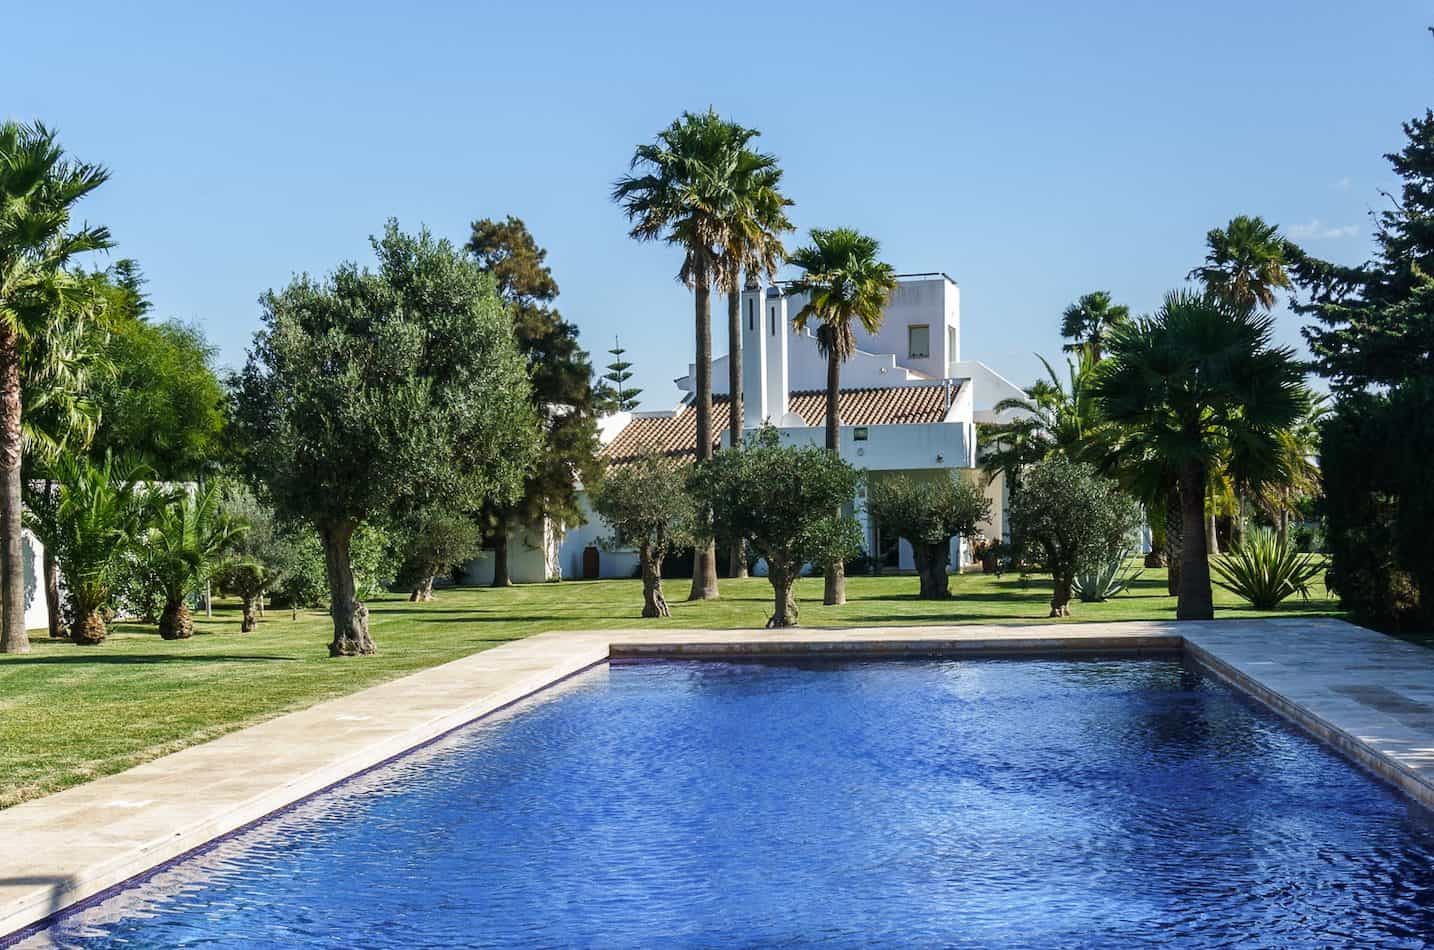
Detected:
[
  {"left": 556, "top": 493, "right": 641, "bottom": 581},
  {"left": 460, "top": 522, "right": 561, "bottom": 586},
  {"left": 23, "top": 531, "right": 47, "bottom": 632}
]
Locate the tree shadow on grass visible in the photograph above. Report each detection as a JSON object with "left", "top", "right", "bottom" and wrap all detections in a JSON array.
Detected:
[{"left": 2, "top": 654, "right": 297, "bottom": 666}]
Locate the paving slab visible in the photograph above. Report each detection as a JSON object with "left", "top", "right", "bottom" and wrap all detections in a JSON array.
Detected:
[{"left": 2, "top": 617, "right": 1432, "bottom": 940}]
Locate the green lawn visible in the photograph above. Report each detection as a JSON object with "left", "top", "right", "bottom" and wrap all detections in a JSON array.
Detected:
[{"left": 0, "top": 568, "right": 1342, "bottom": 809}]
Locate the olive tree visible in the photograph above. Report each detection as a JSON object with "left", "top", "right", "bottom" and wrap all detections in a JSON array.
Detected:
[
  {"left": 589, "top": 451, "right": 695, "bottom": 618},
  {"left": 866, "top": 473, "right": 991, "bottom": 599},
  {"left": 690, "top": 428, "right": 862, "bottom": 627},
  {"left": 1008, "top": 456, "right": 1141, "bottom": 617},
  {"left": 395, "top": 506, "right": 484, "bottom": 602},
  {"left": 232, "top": 222, "right": 538, "bottom": 656}
]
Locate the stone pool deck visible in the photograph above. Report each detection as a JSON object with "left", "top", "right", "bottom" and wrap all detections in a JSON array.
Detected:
[{"left": 3, "top": 616, "right": 1434, "bottom": 939}]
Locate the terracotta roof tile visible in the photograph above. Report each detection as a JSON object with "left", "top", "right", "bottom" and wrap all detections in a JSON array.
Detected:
[{"left": 602, "top": 383, "right": 957, "bottom": 469}]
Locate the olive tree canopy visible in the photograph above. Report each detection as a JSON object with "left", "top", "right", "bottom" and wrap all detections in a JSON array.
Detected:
[{"left": 232, "top": 221, "right": 538, "bottom": 656}]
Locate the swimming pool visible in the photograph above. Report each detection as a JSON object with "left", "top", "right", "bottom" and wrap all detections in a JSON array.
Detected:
[{"left": 17, "top": 657, "right": 1434, "bottom": 947}]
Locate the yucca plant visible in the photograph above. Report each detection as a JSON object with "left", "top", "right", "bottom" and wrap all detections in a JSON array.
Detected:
[
  {"left": 1072, "top": 551, "right": 1144, "bottom": 602},
  {"left": 30, "top": 453, "right": 165, "bottom": 644},
  {"left": 1210, "top": 527, "right": 1322, "bottom": 609},
  {"left": 142, "top": 481, "right": 248, "bottom": 640}
]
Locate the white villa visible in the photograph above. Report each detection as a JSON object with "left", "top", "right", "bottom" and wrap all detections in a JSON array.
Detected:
[{"left": 468, "top": 272, "right": 1029, "bottom": 584}]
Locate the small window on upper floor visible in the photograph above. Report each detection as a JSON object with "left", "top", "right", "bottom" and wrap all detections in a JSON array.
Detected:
[{"left": 908, "top": 324, "right": 930, "bottom": 359}]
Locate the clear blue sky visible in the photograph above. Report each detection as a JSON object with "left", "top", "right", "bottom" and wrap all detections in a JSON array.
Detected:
[{"left": 6, "top": 1, "right": 1430, "bottom": 406}]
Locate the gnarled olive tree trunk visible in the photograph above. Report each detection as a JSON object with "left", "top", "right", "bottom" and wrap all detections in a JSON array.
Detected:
[
  {"left": 912, "top": 541, "right": 952, "bottom": 599},
  {"left": 639, "top": 542, "right": 669, "bottom": 618},
  {"left": 1049, "top": 568, "right": 1074, "bottom": 617},
  {"left": 159, "top": 598, "right": 193, "bottom": 640},
  {"left": 491, "top": 530, "right": 512, "bottom": 588},
  {"left": 766, "top": 561, "right": 799, "bottom": 628},
  {"left": 0, "top": 328, "right": 27, "bottom": 655},
  {"left": 322, "top": 519, "right": 374, "bottom": 656},
  {"left": 410, "top": 570, "right": 436, "bottom": 602},
  {"left": 1177, "top": 461, "right": 1214, "bottom": 620},
  {"left": 240, "top": 595, "right": 257, "bottom": 632}
]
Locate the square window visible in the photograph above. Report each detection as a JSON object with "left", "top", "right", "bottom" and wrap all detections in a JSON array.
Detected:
[{"left": 908, "top": 324, "right": 930, "bottom": 359}]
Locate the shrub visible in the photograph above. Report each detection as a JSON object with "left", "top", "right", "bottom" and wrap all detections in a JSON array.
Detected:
[
  {"left": 1211, "top": 528, "right": 1322, "bottom": 609},
  {"left": 866, "top": 473, "right": 990, "bottom": 599},
  {"left": 1008, "top": 457, "right": 1142, "bottom": 617},
  {"left": 1072, "top": 552, "right": 1144, "bottom": 603},
  {"left": 590, "top": 450, "right": 696, "bottom": 618},
  {"left": 690, "top": 427, "right": 861, "bottom": 627}
]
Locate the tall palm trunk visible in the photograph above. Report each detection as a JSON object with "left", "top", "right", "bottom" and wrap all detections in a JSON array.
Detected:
[
  {"left": 1164, "top": 489, "right": 1182, "bottom": 596},
  {"left": 727, "top": 289, "right": 747, "bottom": 580},
  {"left": 43, "top": 552, "right": 62, "bottom": 638},
  {"left": 322, "top": 519, "right": 374, "bottom": 656},
  {"left": 823, "top": 348, "right": 845, "bottom": 606},
  {"left": 0, "top": 330, "right": 27, "bottom": 654},
  {"left": 1177, "top": 461, "right": 1214, "bottom": 620},
  {"left": 688, "top": 263, "right": 719, "bottom": 601}
]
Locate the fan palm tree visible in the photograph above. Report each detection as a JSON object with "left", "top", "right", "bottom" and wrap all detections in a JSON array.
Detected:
[
  {"left": 787, "top": 227, "right": 898, "bottom": 605},
  {"left": 27, "top": 453, "right": 163, "bottom": 644},
  {"left": 1253, "top": 395, "right": 1328, "bottom": 544},
  {"left": 614, "top": 109, "right": 784, "bottom": 600},
  {"left": 143, "top": 481, "right": 249, "bottom": 640},
  {"left": 0, "top": 121, "right": 112, "bottom": 653},
  {"left": 717, "top": 136, "right": 792, "bottom": 578},
  {"left": 1059, "top": 291, "right": 1129, "bottom": 362},
  {"left": 21, "top": 275, "right": 111, "bottom": 637},
  {"left": 1188, "top": 215, "right": 1292, "bottom": 310},
  {"left": 1092, "top": 289, "right": 1308, "bottom": 619}
]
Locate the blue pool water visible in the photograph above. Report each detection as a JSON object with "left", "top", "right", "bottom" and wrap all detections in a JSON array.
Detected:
[{"left": 17, "top": 658, "right": 1434, "bottom": 948}]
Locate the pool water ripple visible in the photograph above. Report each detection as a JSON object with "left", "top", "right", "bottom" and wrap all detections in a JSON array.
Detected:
[{"left": 17, "top": 657, "right": 1434, "bottom": 948}]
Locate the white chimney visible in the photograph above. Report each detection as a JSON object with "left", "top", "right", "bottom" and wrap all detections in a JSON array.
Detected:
[
  {"left": 742, "top": 285, "right": 791, "bottom": 427},
  {"left": 764, "top": 287, "right": 790, "bottom": 424},
  {"left": 740, "top": 284, "right": 766, "bottom": 429}
]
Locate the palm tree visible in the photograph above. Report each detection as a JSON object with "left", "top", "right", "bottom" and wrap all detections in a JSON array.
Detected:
[
  {"left": 143, "top": 481, "right": 248, "bottom": 640},
  {"left": 0, "top": 122, "right": 112, "bottom": 653},
  {"left": 787, "top": 227, "right": 898, "bottom": 605},
  {"left": 1188, "top": 215, "right": 1292, "bottom": 310},
  {"left": 990, "top": 351, "right": 1104, "bottom": 462},
  {"left": 614, "top": 109, "right": 783, "bottom": 600},
  {"left": 20, "top": 274, "right": 111, "bottom": 637},
  {"left": 717, "top": 135, "right": 793, "bottom": 579},
  {"left": 1059, "top": 291, "right": 1129, "bottom": 362},
  {"left": 1093, "top": 289, "right": 1307, "bottom": 619},
  {"left": 27, "top": 453, "right": 162, "bottom": 644},
  {"left": 1253, "top": 396, "right": 1328, "bottom": 545}
]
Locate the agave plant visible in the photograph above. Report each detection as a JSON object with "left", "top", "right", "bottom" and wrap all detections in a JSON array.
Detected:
[
  {"left": 1072, "top": 551, "right": 1144, "bottom": 603},
  {"left": 28, "top": 454, "right": 166, "bottom": 644},
  {"left": 142, "top": 481, "right": 248, "bottom": 640},
  {"left": 1210, "top": 528, "right": 1322, "bottom": 609}
]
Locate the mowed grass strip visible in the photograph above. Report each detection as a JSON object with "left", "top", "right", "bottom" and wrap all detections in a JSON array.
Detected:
[{"left": 0, "top": 569, "right": 1342, "bottom": 808}]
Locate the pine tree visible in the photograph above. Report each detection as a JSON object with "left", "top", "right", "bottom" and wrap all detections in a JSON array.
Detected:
[
  {"left": 1290, "top": 85, "right": 1434, "bottom": 629},
  {"left": 594, "top": 337, "right": 642, "bottom": 413},
  {"left": 468, "top": 216, "right": 602, "bottom": 586}
]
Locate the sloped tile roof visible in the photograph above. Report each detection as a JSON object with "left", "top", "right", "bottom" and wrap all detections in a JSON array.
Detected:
[{"left": 602, "top": 383, "right": 957, "bottom": 469}]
